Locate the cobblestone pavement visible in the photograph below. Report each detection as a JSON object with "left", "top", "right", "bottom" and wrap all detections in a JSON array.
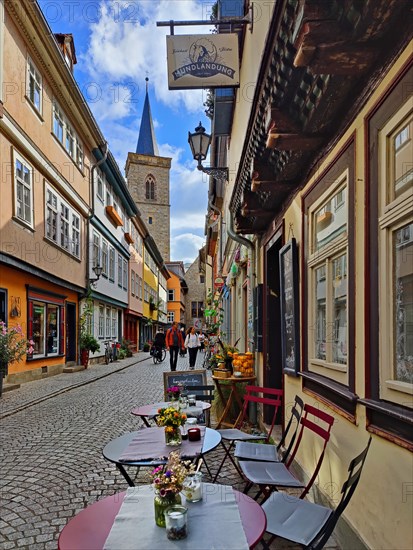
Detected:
[{"left": 0, "top": 352, "right": 339, "bottom": 549}]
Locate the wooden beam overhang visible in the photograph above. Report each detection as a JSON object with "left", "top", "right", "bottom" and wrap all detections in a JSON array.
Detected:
[{"left": 228, "top": 0, "right": 411, "bottom": 236}]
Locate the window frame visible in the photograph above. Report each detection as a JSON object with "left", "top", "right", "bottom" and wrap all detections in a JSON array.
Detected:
[
  {"left": 145, "top": 175, "right": 156, "bottom": 200},
  {"left": 363, "top": 62, "right": 413, "bottom": 449},
  {"left": 168, "top": 289, "right": 175, "bottom": 301},
  {"left": 52, "top": 100, "right": 84, "bottom": 171},
  {"left": 13, "top": 150, "right": 34, "bottom": 229},
  {"left": 301, "top": 139, "right": 357, "bottom": 418},
  {"left": 26, "top": 56, "right": 42, "bottom": 114}
]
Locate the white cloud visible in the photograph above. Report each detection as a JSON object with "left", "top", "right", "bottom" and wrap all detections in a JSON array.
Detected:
[
  {"left": 170, "top": 233, "right": 205, "bottom": 264},
  {"left": 78, "top": 0, "right": 214, "bottom": 118}
]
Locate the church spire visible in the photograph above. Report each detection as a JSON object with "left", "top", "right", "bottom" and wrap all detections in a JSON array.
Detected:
[{"left": 136, "top": 77, "right": 159, "bottom": 156}]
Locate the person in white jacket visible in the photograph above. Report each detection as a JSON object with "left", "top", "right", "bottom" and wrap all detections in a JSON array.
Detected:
[{"left": 185, "top": 326, "right": 200, "bottom": 370}]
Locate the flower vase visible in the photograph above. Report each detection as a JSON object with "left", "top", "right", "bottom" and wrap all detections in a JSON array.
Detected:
[
  {"left": 164, "top": 427, "right": 182, "bottom": 446},
  {"left": 154, "top": 491, "right": 182, "bottom": 528}
]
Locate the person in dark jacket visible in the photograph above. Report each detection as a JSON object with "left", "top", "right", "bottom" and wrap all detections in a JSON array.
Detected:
[{"left": 165, "top": 322, "right": 185, "bottom": 371}]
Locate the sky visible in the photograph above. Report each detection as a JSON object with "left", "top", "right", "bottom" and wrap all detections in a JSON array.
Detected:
[{"left": 38, "top": 0, "right": 216, "bottom": 265}]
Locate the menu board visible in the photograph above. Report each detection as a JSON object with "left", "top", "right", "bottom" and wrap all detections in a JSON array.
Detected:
[{"left": 279, "top": 239, "right": 300, "bottom": 375}]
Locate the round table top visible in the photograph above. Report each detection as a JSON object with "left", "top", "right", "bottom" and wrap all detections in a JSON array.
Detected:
[
  {"left": 103, "top": 427, "right": 221, "bottom": 467},
  {"left": 58, "top": 488, "right": 266, "bottom": 550},
  {"left": 131, "top": 400, "right": 211, "bottom": 417}
]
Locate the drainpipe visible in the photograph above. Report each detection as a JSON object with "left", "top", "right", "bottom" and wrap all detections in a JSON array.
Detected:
[{"left": 228, "top": 211, "right": 257, "bottom": 424}]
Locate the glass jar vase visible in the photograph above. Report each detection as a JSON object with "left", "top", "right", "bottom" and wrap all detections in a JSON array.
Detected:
[
  {"left": 154, "top": 491, "right": 182, "bottom": 528},
  {"left": 164, "top": 427, "right": 182, "bottom": 446}
]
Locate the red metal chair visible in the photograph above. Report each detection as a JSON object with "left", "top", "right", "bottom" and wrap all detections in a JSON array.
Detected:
[
  {"left": 260, "top": 437, "right": 372, "bottom": 549},
  {"left": 212, "top": 385, "right": 283, "bottom": 482},
  {"left": 234, "top": 394, "right": 304, "bottom": 463},
  {"left": 240, "top": 403, "right": 335, "bottom": 501}
]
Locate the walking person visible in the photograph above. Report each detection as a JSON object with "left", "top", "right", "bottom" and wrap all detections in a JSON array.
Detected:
[
  {"left": 185, "top": 326, "right": 200, "bottom": 370},
  {"left": 166, "top": 322, "right": 184, "bottom": 371},
  {"left": 198, "top": 330, "right": 205, "bottom": 352}
]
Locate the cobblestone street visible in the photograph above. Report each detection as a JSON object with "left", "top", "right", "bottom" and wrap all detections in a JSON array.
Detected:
[{"left": 1, "top": 353, "right": 339, "bottom": 549}]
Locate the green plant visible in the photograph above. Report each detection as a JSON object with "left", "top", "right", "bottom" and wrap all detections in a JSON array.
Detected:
[
  {"left": 79, "top": 332, "right": 100, "bottom": 353},
  {"left": 118, "top": 348, "right": 126, "bottom": 360},
  {"left": 0, "top": 322, "right": 33, "bottom": 375},
  {"left": 204, "top": 291, "right": 224, "bottom": 335},
  {"left": 143, "top": 342, "right": 151, "bottom": 352},
  {"left": 120, "top": 338, "right": 133, "bottom": 358}
]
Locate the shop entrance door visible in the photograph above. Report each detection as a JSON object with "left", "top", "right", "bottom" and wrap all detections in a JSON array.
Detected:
[{"left": 65, "top": 303, "right": 77, "bottom": 362}]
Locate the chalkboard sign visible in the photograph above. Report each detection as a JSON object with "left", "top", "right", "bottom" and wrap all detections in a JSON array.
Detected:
[
  {"left": 163, "top": 370, "right": 207, "bottom": 398},
  {"left": 279, "top": 239, "right": 300, "bottom": 376}
]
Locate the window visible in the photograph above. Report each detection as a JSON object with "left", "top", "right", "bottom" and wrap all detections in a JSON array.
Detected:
[
  {"left": 96, "top": 169, "right": 104, "bottom": 202},
  {"left": 14, "top": 152, "right": 33, "bottom": 227},
  {"left": 145, "top": 175, "right": 156, "bottom": 200},
  {"left": 45, "top": 185, "right": 81, "bottom": 257},
  {"left": 105, "top": 306, "right": 111, "bottom": 337},
  {"left": 118, "top": 253, "right": 122, "bottom": 287},
  {"left": 167, "top": 311, "right": 175, "bottom": 323},
  {"left": 200, "top": 275, "right": 205, "bottom": 284},
  {"left": 93, "top": 232, "right": 100, "bottom": 267},
  {"left": 98, "top": 305, "right": 104, "bottom": 338},
  {"left": 363, "top": 68, "right": 413, "bottom": 446},
  {"left": 109, "top": 247, "right": 115, "bottom": 281},
  {"left": 29, "top": 293, "right": 63, "bottom": 358},
  {"left": 46, "top": 188, "right": 58, "bottom": 241},
  {"left": 168, "top": 289, "right": 175, "bottom": 301},
  {"left": 144, "top": 283, "right": 149, "bottom": 302},
  {"left": 72, "top": 213, "right": 80, "bottom": 258},
  {"left": 377, "top": 99, "right": 413, "bottom": 405},
  {"left": 123, "top": 259, "right": 128, "bottom": 291},
  {"left": 111, "top": 309, "right": 117, "bottom": 338},
  {"left": 148, "top": 216, "right": 153, "bottom": 225},
  {"left": 27, "top": 57, "right": 42, "bottom": 113},
  {"left": 131, "top": 271, "right": 135, "bottom": 296},
  {"left": 60, "top": 203, "right": 70, "bottom": 251},
  {"left": 191, "top": 301, "right": 204, "bottom": 318},
  {"left": 302, "top": 141, "right": 356, "bottom": 417},
  {"left": 52, "top": 101, "right": 84, "bottom": 170},
  {"left": 308, "top": 173, "right": 349, "bottom": 381},
  {"left": 137, "top": 275, "right": 142, "bottom": 299},
  {"left": 101, "top": 240, "right": 108, "bottom": 277}
]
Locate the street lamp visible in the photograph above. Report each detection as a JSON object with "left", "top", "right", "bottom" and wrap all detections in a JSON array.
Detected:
[
  {"left": 188, "top": 122, "right": 228, "bottom": 183},
  {"left": 90, "top": 265, "right": 103, "bottom": 287}
]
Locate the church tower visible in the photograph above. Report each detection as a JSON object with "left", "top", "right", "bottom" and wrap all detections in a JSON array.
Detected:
[{"left": 126, "top": 78, "right": 171, "bottom": 261}]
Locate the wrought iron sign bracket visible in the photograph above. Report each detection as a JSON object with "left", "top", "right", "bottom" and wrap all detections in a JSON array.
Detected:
[{"left": 156, "top": 4, "right": 254, "bottom": 35}]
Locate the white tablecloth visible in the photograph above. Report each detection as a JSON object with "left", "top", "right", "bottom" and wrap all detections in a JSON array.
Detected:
[{"left": 103, "top": 484, "right": 249, "bottom": 550}]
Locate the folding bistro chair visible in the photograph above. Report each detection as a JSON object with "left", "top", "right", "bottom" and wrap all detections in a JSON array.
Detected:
[
  {"left": 213, "top": 386, "right": 283, "bottom": 482},
  {"left": 185, "top": 384, "right": 215, "bottom": 426},
  {"left": 240, "top": 403, "right": 334, "bottom": 501},
  {"left": 260, "top": 437, "right": 372, "bottom": 550},
  {"left": 234, "top": 394, "right": 304, "bottom": 463}
]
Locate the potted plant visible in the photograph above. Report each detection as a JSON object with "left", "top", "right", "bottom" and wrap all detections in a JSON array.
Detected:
[
  {"left": 79, "top": 332, "right": 100, "bottom": 368},
  {"left": 143, "top": 341, "right": 151, "bottom": 352},
  {"left": 0, "top": 321, "right": 33, "bottom": 397}
]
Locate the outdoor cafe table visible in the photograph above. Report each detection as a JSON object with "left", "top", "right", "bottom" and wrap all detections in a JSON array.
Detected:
[
  {"left": 102, "top": 427, "right": 221, "bottom": 487},
  {"left": 131, "top": 400, "right": 211, "bottom": 427},
  {"left": 58, "top": 485, "right": 266, "bottom": 550},
  {"left": 212, "top": 375, "right": 256, "bottom": 429}
]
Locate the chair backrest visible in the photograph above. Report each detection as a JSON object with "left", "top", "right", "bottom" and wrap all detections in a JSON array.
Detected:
[
  {"left": 310, "top": 437, "right": 372, "bottom": 550},
  {"left": 185, "top": 384, "right": 215, "bottom": 402},
  {"left": 236, "top": 385, "right": 283, "bottom": 443},
  {"left": 185, "top": 384, "right": 215, "bottom": 426},
  {"left": 286, "top": 403, "right": 335, "bottom": 498},
  {"left": 277, "top": 394, "right": 304, "bottom": 462}
]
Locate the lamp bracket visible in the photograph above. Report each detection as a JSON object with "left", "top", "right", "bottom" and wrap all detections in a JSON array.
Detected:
[{"left": 199, "top": 164, "right": 228, "bottom": 184}]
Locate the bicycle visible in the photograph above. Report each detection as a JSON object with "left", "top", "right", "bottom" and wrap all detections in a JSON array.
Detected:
[
  {"left": 152, "top": 345, "right": 166, "bottom": 364},
  {"left": 104, "top": 341, "right": 114, "bottom": 364}
]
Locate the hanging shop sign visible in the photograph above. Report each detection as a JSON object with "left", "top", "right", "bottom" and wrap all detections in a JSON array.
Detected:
[
  {"left": 214, "top": 277, "right": 224, "bottom": 290},
  {"left": 166, "top": 34, "right": 240, "bottom": 90}
]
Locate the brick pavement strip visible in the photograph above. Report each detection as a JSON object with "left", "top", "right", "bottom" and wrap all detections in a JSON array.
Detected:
[{"left": 1, "top": 352, "right": 339, "bottom": 549}]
